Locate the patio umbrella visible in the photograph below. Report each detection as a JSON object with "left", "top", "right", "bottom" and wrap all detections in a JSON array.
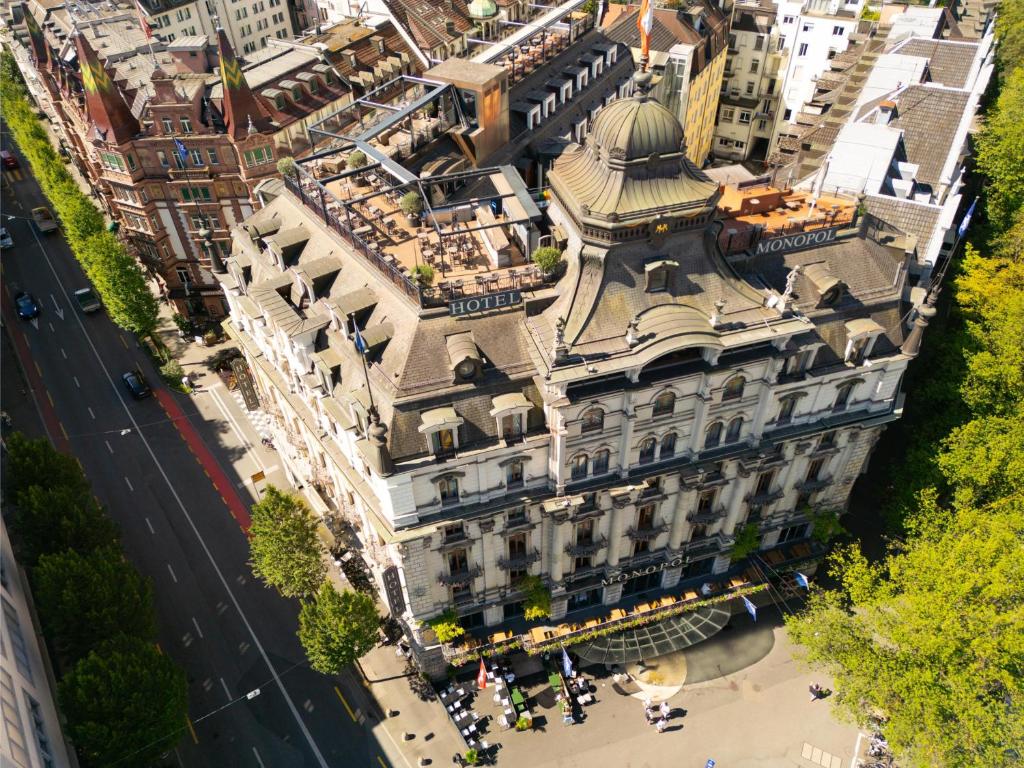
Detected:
[{"left": 561, "top": 646, "right": 573, "bottom": 679}]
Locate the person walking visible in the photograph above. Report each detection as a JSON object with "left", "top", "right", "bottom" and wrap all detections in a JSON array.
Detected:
[
  {"left": 656, "top": 718, "right": 667, "bottom": 734},
  {"left": 659, "top": 700, "right": 671, "bottom": 720}
]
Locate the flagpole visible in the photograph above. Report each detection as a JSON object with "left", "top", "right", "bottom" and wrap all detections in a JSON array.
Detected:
[{"left": 349, "top": 313, "right": 377, "bottom": 417}]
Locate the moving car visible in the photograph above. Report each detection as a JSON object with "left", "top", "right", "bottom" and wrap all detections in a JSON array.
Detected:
[
  {"left": 0, "top": 227, "right": 12, "bottom": 249},
  {"left": 14, "top": 292, "right": 40, "bottom": 320},
  {"left": 121, "top": 370, "right": 151, "bottom": 399},
  {"left": 31, "top": 206, "right": 57, "bottom": 234},
  {"left": 74, "top": 287, "right": 101, "bottom": 313},
  {"left": 0, "top": 150, "right": 18, "bottom": 170}
]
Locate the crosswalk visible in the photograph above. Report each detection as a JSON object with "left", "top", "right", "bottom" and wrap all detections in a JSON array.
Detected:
[
  {"left": 230, "top": 388, "right": 275, "bottom": 437},
  {"left": 4, "top": 169, "right": 24, "bottom": 182}
]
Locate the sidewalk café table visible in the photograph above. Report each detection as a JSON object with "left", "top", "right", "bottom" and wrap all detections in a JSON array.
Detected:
[
  {"left": 684, "top": 590, "right": 699, "bottom": 601},
  {"left": 440, "top": 688, "right": 468, "bottom": 707}
]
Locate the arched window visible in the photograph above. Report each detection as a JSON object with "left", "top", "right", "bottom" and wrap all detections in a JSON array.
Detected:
[
  {"left": 570, "top": 453, "right": 589, "bottom": 480},
  {"left": 723, "top": 376, "right": 745, "bottom": 401},
  {"left": 725, "top": 416, "right": 743, "bottom": 444},
  {"left": 438, "top": 476, "right": 460, "bottom": 507},
  {"left": 833, "top": 382, "right": 855, "bottom": 412},
  {"left": 661, "top": 432, "right": 677, "bottom": 459},
  {"left": 581, "top": 408, "right": 604, "bottom": 433},
  {"left": 705, "top": 421, "right": 723, "bottom": 449},
  {"left": 638, "top": 437, "right": 657, "bottom": 464},
  {"left": 652, "top": 390, "right": 676, "bottom": 417},
  {"left": 592, "top": 449, "right": 610, "bottom": 475}
]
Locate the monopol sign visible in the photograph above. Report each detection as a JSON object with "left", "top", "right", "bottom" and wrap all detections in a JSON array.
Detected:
[
  {"left": 601, "top": 556, "right": 687, "bottom": 586},
  {"left": 755, "top": 225, "right": 840, "bottom": 255}
]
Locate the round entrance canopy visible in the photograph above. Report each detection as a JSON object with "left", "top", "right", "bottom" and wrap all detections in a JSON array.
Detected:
[{"left": 573, "top": 605, "right": 731, "bottom": 665}]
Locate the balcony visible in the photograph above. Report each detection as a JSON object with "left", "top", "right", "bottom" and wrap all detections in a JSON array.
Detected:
[
  {"left": 687, "top": 505, "right": 727, "bottom": 524},
  {"left": 745, "top": 488, "right": 785, "bottom": 506},
  {"left": 683, "top": 535, "right": 723, "bottom": 559},
  {"left": 795, "top": 476, "right": 832, "bottom": 493},
  {"left": 437, "top": 565, "right": 482, "bottom": 586},
  {"left": 565, "top": 536, "right": 607, "bottom": 558},
  {"left": 625, "top": 524, "right": 668, "bottom": 541},
  {"left": 497, "top": 550, "right": 541, "bottom": 571}
]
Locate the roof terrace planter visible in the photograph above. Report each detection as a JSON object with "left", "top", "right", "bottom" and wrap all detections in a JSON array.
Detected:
[
  {"left": 564, "top": 537, "right": 608, "bottom": 558},
  {"left": 438, "top": 565, "right": 482, "bottom": 586},
  {"left": 497, "top": 550, "right": 541, "bottom": 571},
  {"left": 625, "top": 524, "right": 668, "bottom": 541}
]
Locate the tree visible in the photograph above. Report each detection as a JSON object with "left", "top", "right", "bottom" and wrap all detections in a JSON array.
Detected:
[
  {"left": 59, "top": 634, "right": 188, "bottom": 768},
  {"left": 785, "top": 500, "right": 1024, "bottom": 768},
  {"left": 35, "top": 547, "right": 156, "bottom": 663},
  {"left": 729, "top": 523, "right": 761, "bottom": 561},
  {"left": 12, "top": 484, "right": 119, "bottom": 565},
  {"left": 248, "top": 486, "right": 326, "bottom": 597},
  {"left": 298, "top": 582, "right": 380, "bottom": 674},
  {"left": 347, "top": 149, "right": 367, "bottom": 169},
  {"left": 276, "top": 156, "right": 297, "bottom": 178},
  {"left": 521, "top": 575, "right": 551, "bottom": 621},
  {"left": 82, "top": 232, "right": 159, "bottom": 338},
  {"left": 531, "top": 246, "right": 562, "bottom": 273},
  {"left": 3, "top": 432, "right": 89, "bottom": 504},
  {"left": 427, "top": 609, "right": 464, "bottom": 644},
  {"left": 399, "top": 191, "right": 423, "bottom": 218},
  {"left": 976, "top": 67, "right": 1024, "bottom": 231}
]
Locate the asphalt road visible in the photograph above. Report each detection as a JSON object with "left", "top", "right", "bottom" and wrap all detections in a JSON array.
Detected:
[{"left": 1, "top": 134, "right": 395, "bottom": 768}]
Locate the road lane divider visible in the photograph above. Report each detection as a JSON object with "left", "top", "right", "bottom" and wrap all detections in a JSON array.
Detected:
[
  {"left": 334, "top": 686, "right": 357, "bottom": 722},
  {"left": 185, "top": 717, "right": 199, "bottom": 745}
]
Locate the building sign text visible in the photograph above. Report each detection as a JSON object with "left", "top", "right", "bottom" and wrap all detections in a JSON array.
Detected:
[
  {"left": 449, "top": 289, "right": 522, "bottom": 317},
  {"left": 755, "top": 225, "right": 840, "bottom": 256}
]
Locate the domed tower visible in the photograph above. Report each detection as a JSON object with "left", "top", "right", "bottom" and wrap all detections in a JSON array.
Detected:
[{"left": 539, "top": 72, "right": 766, "bottom": 360}]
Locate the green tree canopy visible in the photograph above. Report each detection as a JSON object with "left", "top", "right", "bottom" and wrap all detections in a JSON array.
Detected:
[
  {"left": 59, "top": 634, "right": 188, "bottom": 768},
  {"left": 785, "top": 499, "right": 1024, "bottom": 768},
  {"left": 976, "top": 67, "right": 1024, "bottom": 230},
  {"left": 248, "top": 486, "right": 326, "bottom": 597},
  {"left": 12, "top": 484, "right": 119, "bottom": 565},
  {"left": 35, "top": 547, "right": 156, "bottom": 663},
  {"left": 82, "top": 232, "right": 158, "bottom": 337},
  {"left": 4, "top": 432, "right": 89, "bottom": 504},
  {"left": 298, "top": 582, "right": 380, "bottom": 674}
]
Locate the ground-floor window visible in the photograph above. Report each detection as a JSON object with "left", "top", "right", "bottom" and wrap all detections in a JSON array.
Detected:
[
  {"left": 503, "top": 601, "right": 524, "bottom": 620},
  {"left": 461, "top": 611, "right": 484, "bottom": 629},
  {"left": 779, "top": 523, "right": 808, "bottom": 543},
  {"left": 683, "top": 557, "right": 715, "bottom": 579},
  {"left": 568, "top": 588, "right": 602, "bottom": 611},
  {"left": 622, "top": 571, "right": 660, "bottom": 596}
]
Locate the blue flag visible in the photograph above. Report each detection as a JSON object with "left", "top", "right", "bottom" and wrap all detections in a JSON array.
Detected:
[
  {"left": 795, "top": 572, "right": 809, "bottom": 590},
  {"left": 173, "top": 138, "right": 189, "bottom": 165},
  {"left": 352, "top": 321, "right": 367, "bottom": 354},
  {"left": 957, "top": 196, "right": 977, "bottom": 239},
  {"left": 742, "top": 595, "right": 757, "bottom": 621},
  {"left": 561, "top": 646, "right": 573, "bottom": 678}
]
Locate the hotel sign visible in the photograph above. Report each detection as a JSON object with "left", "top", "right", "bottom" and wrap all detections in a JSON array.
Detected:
[
  {"left": 755, "top": 225, "right": 840, "bottom": 256},
  {"left": 601, "top": 556, "right": 688, "bottom": 586},
  {"left": 449, "top": 289, "right": 522, "bottom": 317}
]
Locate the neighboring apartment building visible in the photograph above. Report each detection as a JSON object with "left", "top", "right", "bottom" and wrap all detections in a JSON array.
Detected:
[
  {"left": 713, "top": 0, "right": 787, "bottom": 162},
  {"left": 218, "top": 70, "right": 922, "bottom": 676},
  {"left": 135, "top": 0, "right": 295, "bottom": 55},
  {"left": 1, "top": 519, "right": 73, "bottom": 768},
  {"left": 12, "top": 4, "right": 418, "bottom": 319}
]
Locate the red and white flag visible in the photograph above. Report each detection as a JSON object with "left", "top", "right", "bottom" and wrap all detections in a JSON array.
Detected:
[
  {"left": 134, "top": 0, "right": 153, "bottom": 39},
  {"left": 637, "top": 0, "right": 655, "bottom": 60},
  {"left": 476, "top": 658, "right": 487, "bottom": 690}
]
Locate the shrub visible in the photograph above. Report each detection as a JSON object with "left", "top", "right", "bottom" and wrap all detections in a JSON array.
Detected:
[
  {"left": 531, "top": 246, "right": 562, "bottom": 273},
  {"left": 730, "top": 523, "right": 761, "bottom": 561},
  {"left": 347, "top": 150, "right": 367, "bottom": 169},
  {"left": 400, "top": 191, "right": 423, "bottom": 217},
  {"left": 465, "top": 748, "right": 479, "bottom": 764},
  {"left": 411, "top": 263, "right": 435, "bottom": 285},
  {"left": 428, "top": 610, "right": 465, "bottom": 644},
  {"left": 515, "top": 716, "right": 531, "bottom": 731},
  {"left": 276, "top": 156, "right": 297, "bottom": 178},
  {"left": 521, "top": 575, "right": 551, "bottom": 621},
  {"left": 159, "top": 359, "right": 185, "bottom": 386}
]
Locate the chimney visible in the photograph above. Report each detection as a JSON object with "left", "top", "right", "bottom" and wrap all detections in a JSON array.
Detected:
[
  {"left": 876, "top": 99, "right": 896, "bottom": 124},
  {"left": 445, "top": 20, "right": 456, "bottom": 36}
]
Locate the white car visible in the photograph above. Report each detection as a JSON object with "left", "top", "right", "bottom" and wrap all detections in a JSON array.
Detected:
[{"left": 0, "top": 227, "right": 12, "bottom": 249}]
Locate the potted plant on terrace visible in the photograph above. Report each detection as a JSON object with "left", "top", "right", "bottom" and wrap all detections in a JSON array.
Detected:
[
  {"left": 531, "top": 245, "right": 563, "bottom": 281},
  {"left": 400, "top": 191, "right": 424, "bottom": 224}
]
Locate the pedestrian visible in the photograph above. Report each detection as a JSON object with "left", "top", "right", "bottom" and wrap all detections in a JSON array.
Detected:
[
  {"left": 809, "top": 683, "right": 823, "bottom": 701},
  {"left": 645, "top": 706, "right": 655, "bottom": 724},
  {"left": 659, "top": 700, "right": 671, "bottom": 720},
  {"left": 181, "top": 374, "right": 191, "bottom": 390},
  {"left": 656, "top": 718, "right": 667, "bottom": 734}
]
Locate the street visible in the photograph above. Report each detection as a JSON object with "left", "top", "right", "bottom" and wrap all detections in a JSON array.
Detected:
[{"left": 1, "top": 136, "right": 398, "bottom": 768}]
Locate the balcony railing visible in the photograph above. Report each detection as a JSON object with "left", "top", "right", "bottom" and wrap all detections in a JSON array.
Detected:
[
  {"left": 437, "top": 565, "right": 482, "bottom": 586},
  {"left": 795, "top": 476, "right": 832, "bottom": 492},
  {"left": 625, "top": 524, "right": 668, "bottom": 541},
  {"left": 497, "top": 549, "right": 541, "bottom": 571},
  {"left": 687, "top": 505, "right": 727, "bottom": 524},
  {"left": 745, "top": 488, "right": 785, "bottom": 506},
  {"left": 564, "top": 536, "right": 607, "bottom": 558}
]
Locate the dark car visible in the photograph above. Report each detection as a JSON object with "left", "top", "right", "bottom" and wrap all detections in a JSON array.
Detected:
[
  {"left": 0, "top": 150, "right": 18, "bottom": 170},
  {"left": 14, "top": 292, "right": 40, "bottom": 320},
  {"left": 121, "top": 370, "right": 151, "bottom": 399}
]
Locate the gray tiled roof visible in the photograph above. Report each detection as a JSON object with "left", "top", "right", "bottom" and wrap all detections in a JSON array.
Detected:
[
  {"left": 863, "top": 194, "right": 942, "bottom": 264},
  {"left": 894, "top": 38, "right": 978, "bottom": 88},
  {"left": 889, "top": 85, "right": 969, "bottom": 188}
]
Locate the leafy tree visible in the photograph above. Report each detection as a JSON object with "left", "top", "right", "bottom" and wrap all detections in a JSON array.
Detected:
[
  {"left": 80, "top": 232, "right": 158, "bottom": 337},
  {"left": 994, "top": 0, "right": 1024, "bottom": 79},
  {"left": 399, "top": 191, "right": 423, "bottom": 217},
  {"left": 248, "top": 486, "right": 326, "bottom": 597},
  {"left": 298, "top": 582, "right": 380, "bottom": 674},
  {"left": 808, "top": 507, "right": 845, "bottom": 544},
  {"left": 59, "top": 634, "right": 188, "bottom": 768},
  {"left": 785, "top": 500, "right": 1024, "bottom": 768},
  {"left": 428, "top": 609, "right": 464, "bottom": 644},
  {"left": 521, "top": 574, "right": 551, "bottom": 621},
  {"left": 976, "top": 67, "right": 1024, "bottom": 231},
  {"left": 276, "top": 156, "right": 297, "bottom": 178},
  {"left": 12, "top": 484, "right": 119, "bottom": 565},
  {"left": 3, "top": 432, "right": 88, "bottom": 504},
  {"left": 730, "top": 523, "right": 761, "bottom": 560},
  {"left": 938, "top": 408, "right": 1024, "bottom": 509},
  {"left": 35, "top": 547, "right": 156, "bottom": 663},
  {"left": 531, "top": 246, "right": 562, "bottom": 273},
  {"left": 347, "top": 149, "right": 367, "bottom": 169}
]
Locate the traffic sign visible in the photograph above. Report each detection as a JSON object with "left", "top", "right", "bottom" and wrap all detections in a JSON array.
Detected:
[{"left": 705, "top": 760, "right": 716, "bottom": 768}]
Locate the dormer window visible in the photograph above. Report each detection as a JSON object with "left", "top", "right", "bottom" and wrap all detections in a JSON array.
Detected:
[
  {"left": 645, "top": 259, "right": 677, "bottom": 292},
  {"left": 843, "top": 319, "right": 884, "bottom": 365},
  {"left": 308, "top": 77, "right": 320, "bottom": 94},
  {"left": 275, "top": 94, "right": 286, "bottom": 110},
  {"left": 418, "top": 407, "right": 463, "bottom": 456},
  {"left": 489, "top": 392, "right": 532, "bottom": 440},
  {"left": 291, "top": 86, "right": 303, "bottom": 101},
  {"left": 446, "top": 333, "right": 481, "bottom": 382}
]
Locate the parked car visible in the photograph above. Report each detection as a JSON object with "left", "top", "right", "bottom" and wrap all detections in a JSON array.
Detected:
[
  {"left": 31, "top": 206, "right": 57, "bottom": 234},
  {"left": 121, "top": 370, "right": 151, "bottom": 399},
  {"left": 0, "top": 227, "right": 12, "bottom": 249},
  {"left": 0, "top": 150, "right": 18, "bottom": 170},
  {"left": 14, "top": 292, "right": 40, "bottom": 320},
  {"left": 74, "top": 287, "right": 101, "bottom": 313}
]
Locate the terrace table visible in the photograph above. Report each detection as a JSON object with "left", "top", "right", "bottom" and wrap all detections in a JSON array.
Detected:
[
  {"left": 609, "top": 609, "right": 627, "bottom": 620},
  {"left": 510, "top": 688, "right": 525, "bottom": 708}
]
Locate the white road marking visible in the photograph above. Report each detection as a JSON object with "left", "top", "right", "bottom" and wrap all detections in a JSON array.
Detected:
[
  {"left": 252, "top": 747, "right": 265, "bottom": 768},
  {"left": 28, "top": 225, "right": 332, "bottom": 768},
  {"left": 72, "top": 375, "right": 79, "bottom": 387},
  {"left": 192, "top": 617, "right": 204, "bottom": 639},
  {"left": 50, "top": 294, "right": 63, "bottom": 320},
  {"left": 104, "top": 439, "right": 113, "bottom": 453},
  {"left": 145, "top": 517, "right": 155, "bottom": 534},
  {"left": 166, "top": 563, "right": 178, "bottom": 583},
  {"left": 124, "top": 476, "right": 134, "bottom": 491},
  {"left": 61, "top": 348, "right": 67, "bottom": 359},
  {"left": 48, "top": 322, "right": 55, "bottom": 333},
  {"left": 220, "top": 677, "right": 231, "bottom": 700},
  {"left": 87, "top": 406, "right": 95, "bottom": 419}
]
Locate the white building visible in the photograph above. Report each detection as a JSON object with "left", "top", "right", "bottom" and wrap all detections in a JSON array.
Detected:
[
  {"left": 219, "top": 71, "right": 922, "bottom": 676},
  {"left": 139, "top": 0, "right": 295, "bottom": 55},
  {"left": 0, "top": 518, "right": 74, "bottom": 768}
]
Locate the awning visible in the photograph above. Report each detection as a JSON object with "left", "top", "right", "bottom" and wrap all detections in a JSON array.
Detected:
[
  {"left": 418, "top": 407, "right": 464, "bottom": 433},
  {"left": 489, "top": 392, "right": 532, "bottom": 416},
  {"left": 844, "top": 317, "right": 884, "bottom": 339},
  {"left": 573, "top": 605, "right": 731, "bottom": 665}
]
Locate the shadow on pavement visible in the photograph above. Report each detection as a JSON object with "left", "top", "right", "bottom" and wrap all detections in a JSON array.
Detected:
[{"left": 682, "top": 605, "right": 785, "bottom": 685}]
